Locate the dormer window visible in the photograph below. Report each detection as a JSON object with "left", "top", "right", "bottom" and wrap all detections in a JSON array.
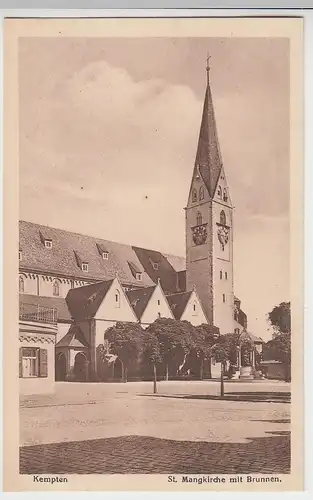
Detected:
[
  {"left": 45, "top": 239, "right": 52, "bottom": 249},
  {"left": 128, "top": 261, "right": 143, "bottom": 282},
  {"left": 152, "top": 262, "right": 159, "bottom": 271},
  {"left": 82, "top": 263, "right": 89, "bottom": 272},
  {"left": 102, "top": 251, "right": 109, "bottom": 260}
]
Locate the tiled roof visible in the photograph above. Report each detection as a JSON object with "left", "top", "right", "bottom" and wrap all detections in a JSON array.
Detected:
[
  {"left": 19, "top": 293, "right": 71, "bottom": 322},
  {"left": 56, "top": 324, "right": 89, "bottom": 348},
  {"left": 66, "top": 280, "right": 113, "bottom": 320},
  {"left": 133, "top": 246, "right": 182, "bottom": 294},
  {"left": 126, "top": 286, "right": 156, "bottom": 320},
  {"left": 19, "top": 220, "right": 182, "bottom": 289},
  {"left": 166, "top": 291, "right": 192, "bottom": 320}
]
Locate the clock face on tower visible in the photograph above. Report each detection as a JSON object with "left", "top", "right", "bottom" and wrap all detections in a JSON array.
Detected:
[{"left": 217, "top": 226, "right": 229, "bottom": 251}]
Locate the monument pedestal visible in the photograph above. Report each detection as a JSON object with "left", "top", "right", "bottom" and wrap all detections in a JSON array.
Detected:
[{"left": 239, "top": 366, "right": 254, "bottom": 380}]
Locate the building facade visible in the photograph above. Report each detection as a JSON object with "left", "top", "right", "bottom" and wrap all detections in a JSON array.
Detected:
[{"left": 19, "top": 302, "right": 57, "bottom": 394}]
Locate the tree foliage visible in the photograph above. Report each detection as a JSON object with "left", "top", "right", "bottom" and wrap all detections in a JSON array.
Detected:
[
  {"left": 146, "top": 317, "right": 196, "bottom": 378},
  {"left": 193, "top": 323, "right": 219, "bottom": 360},
  {"left": 266, "top": 302, "right": 291, "bottom": 381},
  {"left": 104, "top": 321, "right": 144, "bottom": 381},
  {"left": 268, "top": 302, "right": 291, "bottom": 336}
]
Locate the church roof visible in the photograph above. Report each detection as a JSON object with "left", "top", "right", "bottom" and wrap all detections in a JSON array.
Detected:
[
  {"left": 126, "top": 286, "right": 156, "bottom": 320},
  {"left": 19, "top": 293, "right": 71, "bottom": 322},
  {"left": 19, "top": 220, "right": 184, "bottom": 292},
  {"left": 166, "top": 291, "right": 193, "bottom": 320},
  {"left": 194, "top": 78, "right": 223, "bottom": 198},
  {"left": 56, "top": 324, "right": 89, "bottom": 348},
  {"left": 132, "top": 246, "right": 182, "bottom": 294},
  {"left": 66, "top": 280, "right": 114, "bottom": 320}
]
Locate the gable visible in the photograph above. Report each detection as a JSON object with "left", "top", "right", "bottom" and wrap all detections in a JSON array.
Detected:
[
  {"left": 140, "top": 284, "right": 174, "bottom": 325},
  {"left": 180, "top": 290, "right": 208, "bottom": 325},
  {"left": 213, "top": 167, "right": 232, "bottom": 207},
  {"left": 95, "top": 279, "right": 137, "bottom": 322}
]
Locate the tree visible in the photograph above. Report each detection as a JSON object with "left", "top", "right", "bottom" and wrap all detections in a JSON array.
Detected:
[
  {"left": 191, "top": 324, "right": 219, "bottom": 379},
  {"left": 211, "top": 336, "right": 231, "bottom": 397},
  {"left": 268, "top": 302, "right": 291, "bottom": 335},
  {"left": 104, "top": 322, "right": 144, "bottom": 382},
  {"left": 141, "top": 331, "right": 162, "bottom": 393},
  {"left": 267, "top": 302, "right": 291, "bottom": 382},
  {"left": 266, "top": 333, "right": 291, "bottom": 382},
  {"left": 146, "top": 318, "right": 196, "bottom": 380}
]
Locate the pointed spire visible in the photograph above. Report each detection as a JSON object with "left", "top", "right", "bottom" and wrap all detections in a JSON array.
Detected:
[
  {"left": 194, "top": 58, "right": 223, "bottom": 198},
  {"left": 206, "top": 53, "right": 211, "bottom": 83}
]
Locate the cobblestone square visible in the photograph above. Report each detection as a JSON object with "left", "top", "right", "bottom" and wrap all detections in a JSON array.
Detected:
[{"left": 20, "top": 380, "right": 291, "bottom": 475}]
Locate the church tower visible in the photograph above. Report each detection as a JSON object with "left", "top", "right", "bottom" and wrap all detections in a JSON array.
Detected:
[{"left": 185, "top": 60, "right": 234, "bottom": 335}]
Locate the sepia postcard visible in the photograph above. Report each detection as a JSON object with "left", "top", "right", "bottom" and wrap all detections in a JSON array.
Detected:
[{"left": 3, "top": 16, "right": 304, "bottom": 492}]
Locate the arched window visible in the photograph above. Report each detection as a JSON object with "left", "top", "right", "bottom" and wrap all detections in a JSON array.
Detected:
[
  {"left": 196, "top": 212, "right": 202, "bottom": 226},
  {"left": 115, "top": 289, "right": 120, "bottom": 308},
  {"left": 223, "top": 188, "right": 228, "bottom": 202},
  {"left": 199, "top": 186, "right": 204, "bottom": 201},
  {"left": 220, "top": 210, "right": 226, "bottom": 226},
  {"left": 192, "top": 188, "right": 197, "bottom": 203},
  {"left": 19, "top": 275, "right": 24, "bottom": 293},
  {"left": 53, "top": 279, "right": 60, "bottom": 297},
  {"left": 217, "top": 186, "right": 222, "bottom": 198}
]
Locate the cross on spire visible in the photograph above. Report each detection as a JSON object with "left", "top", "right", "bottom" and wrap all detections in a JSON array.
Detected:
[{"left": 206, "top": 53, "right": 211, "bottom": 82}]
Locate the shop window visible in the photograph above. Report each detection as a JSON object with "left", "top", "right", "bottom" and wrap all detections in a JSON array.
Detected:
[{"left": 19, "top": 347, "right": 48, "bottom": 378}]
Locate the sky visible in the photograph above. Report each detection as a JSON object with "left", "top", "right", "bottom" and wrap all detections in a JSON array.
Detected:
[{"left": 19, "top": 37, "right": 290, "bottom": 340}]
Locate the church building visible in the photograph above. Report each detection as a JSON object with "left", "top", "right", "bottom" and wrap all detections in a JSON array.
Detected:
[{"left": 19, "top": 64, "right": 254, "bottom": 392}]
